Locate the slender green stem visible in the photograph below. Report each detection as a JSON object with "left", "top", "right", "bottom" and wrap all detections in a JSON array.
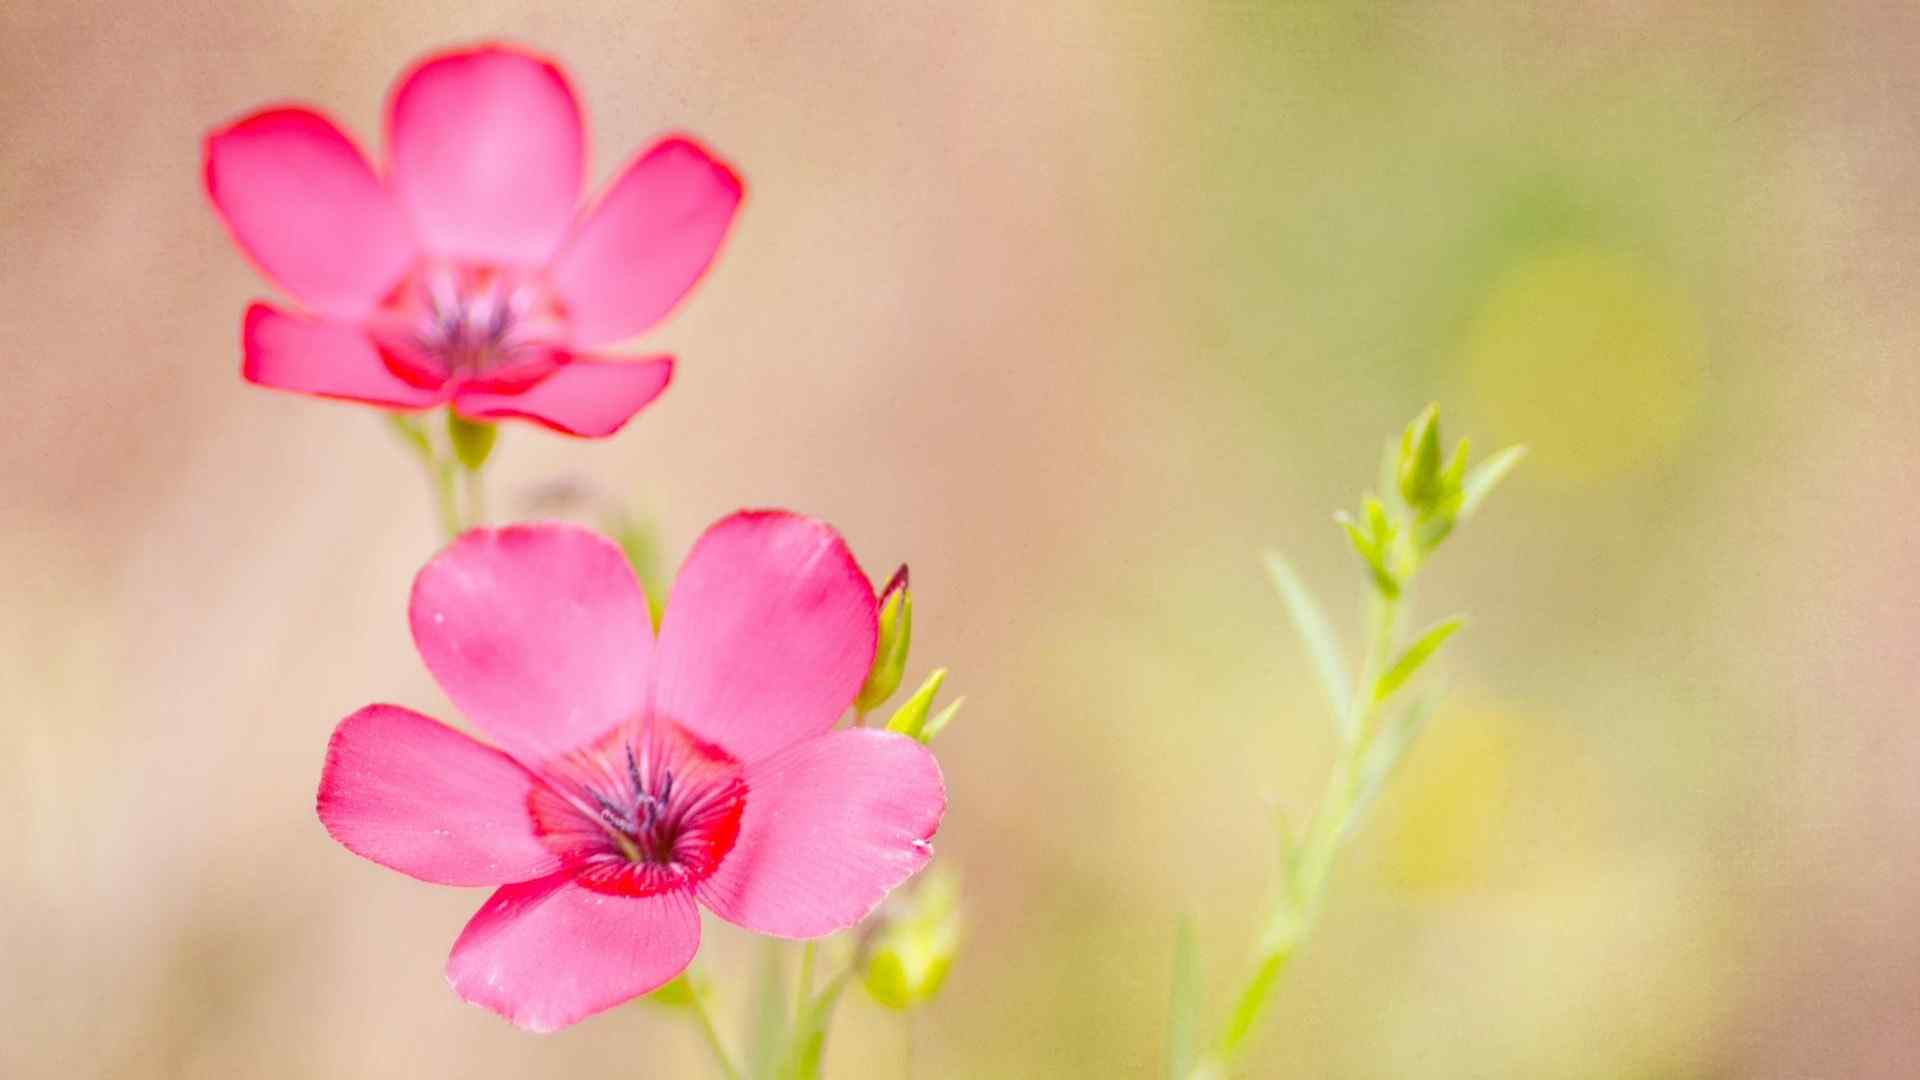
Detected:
[
  {"left": 433, "top": 458, "right": 462, "bottom": 540},
  {"left": 463, "top": 463, "right": 487, "bottom": 528},
  {"left": 688, "top": 989, "right": 744, "bottom": 1080},
  {"left": 385, "top": 413, "right": 464, "bottom": 541},
  {"left": 795, "top": 941, "right": 817, "bottom": 1021},
  {"left": 1197, "top": 580, "right": 1407, "bottom": 1076}
]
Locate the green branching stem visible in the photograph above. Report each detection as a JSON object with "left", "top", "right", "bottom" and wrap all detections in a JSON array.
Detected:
[
  {"left": 1186, "top": 416, "right": 1523, "bottom": 1077},
  {"left": 1198, "top": 561, "right": 1416, "bottom": 1076}
]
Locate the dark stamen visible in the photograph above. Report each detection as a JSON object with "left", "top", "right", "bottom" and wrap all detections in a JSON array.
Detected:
[{"left": 626, "top": 743, "right": 645, "bottom": 799}]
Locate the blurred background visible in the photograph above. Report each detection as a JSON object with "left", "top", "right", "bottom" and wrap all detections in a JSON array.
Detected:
[{"left": 4, "top": 2, "right": 1916, "bottom": 1076}]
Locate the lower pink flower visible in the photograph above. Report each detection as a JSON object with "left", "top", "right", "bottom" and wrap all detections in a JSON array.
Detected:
[{"left": 318, "top": 513, "right": 947, "bottom": 1031}]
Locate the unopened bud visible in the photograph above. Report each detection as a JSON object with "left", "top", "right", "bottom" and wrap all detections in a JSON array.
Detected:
[
  {"left": 863, "top": 869, "right": 960, "bottom": 1010},
  {"left": 855, "top": 565, "right": 912, "bottom": 714},
  {"left": 447, "top": 411, "right": 499, "bottom": 470}
]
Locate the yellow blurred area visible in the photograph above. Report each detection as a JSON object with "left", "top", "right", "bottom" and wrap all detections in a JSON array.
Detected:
[
  {"left": 1466, "top": 248, "right": 1707, "bottom": 482},
  {"left": 4, "top": 3, "right": 1919, "bottom": 1078},
  {"left": 1376, "top": 704, "right": 1515, "bottom": 892}
]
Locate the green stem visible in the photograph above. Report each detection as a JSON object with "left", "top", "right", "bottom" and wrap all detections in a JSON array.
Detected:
[
  {"left": 795, "top": 941, "right": 817, "bottom": 1023},
  {"left": 1198, "top": 581, "right": 1407, "bottom": 1076},
  {"left": 688, "top": 989, "right": 744, "bottom": 1080},
  {"left": 386, "top": 413, "right": 464, "bottom": 541},
  {"left": 433, "top": 458, "right": 462, "bottom": 541},
  {"left": 463, "top": 462, "right": 488, "bottom": 529}
]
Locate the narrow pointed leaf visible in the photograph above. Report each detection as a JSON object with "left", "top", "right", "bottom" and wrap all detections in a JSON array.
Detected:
[
  {"left": 1345, "top": 693, "right": 1440, "bottom": 840},
  {"left": 920, "top": 696, "right": 964, "bottom": 743},
  {"left": 385, "top": 412, "right": 433, "bottom": 460},
  {"left": 885, "top": 669, "right": 948, "bottom": 740},
  {"left": 1263, "top": 551, "right": 1352, "bottom": 730},
  {"left": 1373, "top": 617, "right": 1464, "bottom": 703},
  {"left": 1459, "top": 445, "right": 1527, "bottom": 521}
]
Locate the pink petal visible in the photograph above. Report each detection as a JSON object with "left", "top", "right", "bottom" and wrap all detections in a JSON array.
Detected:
[
  {"left": 447, "top": 874, "right": 700, "bottom": 1032},
  {"left": 204, "top": 108, "right": 418, "bottom": 319},
  {"left": 317, "top": 704, "right": 559, "bottom": 886},
  {"left": 654, "top": 512, "right": 878, "bottom": 763},
  {"left": 548, "top": 137, "right": 744, "bottom": 347},
  {"left": 452, "top": 354, "right": 673, "bottom": 437},
  {"left": 242, "top": 303, "right": 448, "bottom": 409},
  {"left": 697, "top": 730, "right": 945, "bottom": 938},
  {"left": 386, "top": 44, "right": 585, "bottom": 265},
  {"left": 410, "top": 523, "right": 654, "bottom": 765}
]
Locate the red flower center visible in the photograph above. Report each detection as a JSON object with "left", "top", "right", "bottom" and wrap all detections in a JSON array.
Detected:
[
  {"left": 369, "top": 261, "right": 570, "bottom": 389},
  {"left": 528, "top": 718, "right": 746, "bottom": 897}
]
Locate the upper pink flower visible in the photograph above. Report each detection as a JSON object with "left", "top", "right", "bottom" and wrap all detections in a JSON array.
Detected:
[
  {"left": 317, "top": 513, "right": 946, "bottom": 1031},
  {"left": 204, "top": 43, "right": 743, "bottom": 437}
]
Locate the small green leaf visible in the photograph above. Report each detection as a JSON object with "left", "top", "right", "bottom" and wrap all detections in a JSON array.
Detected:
[
  {"left": 446, "top": 412, "right": 498, "bottom": 470},
  {"left": 1459, "top": 445, "right": 1527, "bottom": 521},
  {"left": 1373, "top": 616, "right": 1464, "bottom": 703},
  {"left": 385, "top": 413, "right": 433, "bottom": 460},
  {"left": 885, "top": 669, "right": 949, "bottom": 740},
  {"left": 919, "top": 696, "right": 964, "bottom": 743},
  {"left": 1442, "top": 436, "right": 1471, "bottom": 489},
  {"left": 1334, "top": 510, "right": 1400, "bottom": 598},
  {"left": 1263, "top": 551, "right": 1352, "bottom": 732},
  {"left": 1345, "top": 694, "right": 1440, "bottom": 840},
  {"left": 1165, "top": 916, "right": 1202, "bottom": 1080},
  {"left": 1397, "top": 404, "right": 1445, "bottom": 509}
]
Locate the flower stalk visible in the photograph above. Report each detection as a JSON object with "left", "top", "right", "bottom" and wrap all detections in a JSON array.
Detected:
[
  {"left": 687, "top": 984, "right": 745, "bottom": 1080},
  {"left": 386, "top": 410, "right": 496, "bottom": 539},
  {"left": 1175, "top": 407, "right": 1523, "bottom": 1078}
]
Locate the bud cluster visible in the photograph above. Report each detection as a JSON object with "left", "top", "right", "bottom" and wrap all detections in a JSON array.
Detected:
[{"left": 1336, "top": 405, "right": 1525, "bottom": 596}]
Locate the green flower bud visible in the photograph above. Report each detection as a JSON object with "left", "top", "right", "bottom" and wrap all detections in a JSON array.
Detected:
[
  {"left": 1335, "top": 495, "right": 1401, "bottom": 597},
  {"left": 1397, "top": 404, "right": 1446, "bottom": 511},
  {"left": 447, "top": 411, "right": 499, "bottom": 470},
  {"left": 1395, "top": 406, "right": 1476, "bottom": 556},
  {"left": 855, "top": 565, "right": 912, "bottom": 714},
  {"left": 863, "top": 870, "right": 960, "bottom": 1010}
]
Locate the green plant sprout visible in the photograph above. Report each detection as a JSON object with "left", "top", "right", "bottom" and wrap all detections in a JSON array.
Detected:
[{"left": 1169, "top": 406, "right": 1525, "bottom": 1079}]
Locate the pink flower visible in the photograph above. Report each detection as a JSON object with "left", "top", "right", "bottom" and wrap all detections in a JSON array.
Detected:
[
  {"left": 317, "top": 513, "right": 947, "bottom": 1031},
  {"left": 205, "top": 43, "right": 743, "bottom": 437}
]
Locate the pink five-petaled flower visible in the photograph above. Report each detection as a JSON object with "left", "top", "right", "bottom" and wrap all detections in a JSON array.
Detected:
[
  {"left": 317, "top": 513, "right": 947, "bottom": 1032},
  {"left": 204, "top": 43, "right": 743, "bottom": 437}
]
